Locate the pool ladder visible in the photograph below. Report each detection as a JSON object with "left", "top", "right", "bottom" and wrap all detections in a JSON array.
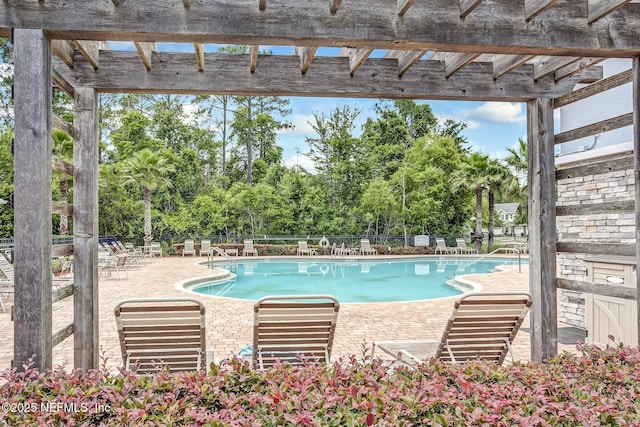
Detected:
[
  {"left": 207, "top": 247, "right": 237, "bottom": 273},
  {"left": 450, "top": 247, "right": 523, "bottom": 277}
]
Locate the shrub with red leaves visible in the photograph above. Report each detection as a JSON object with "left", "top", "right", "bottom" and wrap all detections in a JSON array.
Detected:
[{"left": 1, "top": 343, "right": 639, "bottom": 426}]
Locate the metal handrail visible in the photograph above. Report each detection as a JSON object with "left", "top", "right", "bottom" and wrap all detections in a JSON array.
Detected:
[
  {"left": 451, "top": 247, "right": 523, "bottom": 276},
  {"left": 207, "top": 246, "right": 234, "bottom": 268}
]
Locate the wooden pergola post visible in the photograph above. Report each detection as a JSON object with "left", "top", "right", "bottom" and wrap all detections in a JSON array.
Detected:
[
  {"left": 73, "top": 87, "right": 100, "bottom": 371},
  {"left": 527, "top": 98, "right": 558, "bottom": 362},
  {"left": 634, "top": 56, "right": 640, "bottom": 345},
  {"left": 12, "top": 29, "right": 53, "bottom": 370}
]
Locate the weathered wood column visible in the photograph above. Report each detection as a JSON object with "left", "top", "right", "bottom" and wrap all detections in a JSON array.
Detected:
[
  {"left": 13, "top": 29, "right": 53, "bottom": 370},
  {"left": 633, "top": 56, "right": 640, "bottom": 345},
  {"left": 73, "top": 87, "right": 100, "bottom": 371},
  {"left": 527, "top": 98, "right": 558, "bottom": 362}
]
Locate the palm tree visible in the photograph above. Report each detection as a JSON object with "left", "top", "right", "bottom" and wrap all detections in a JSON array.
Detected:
[
  {"left": 451, "top": 152, "right": 491, "bottom": 253},
  {"left": 122, "top": 149, "right": 176, "bottom": 245},
  {"left": 485, "top": 160, "right": 512, "bottom": 252},
  {"left": 52, "top": 128, "right": 73, "bottom": 235},
  {"left": 504, "top": 138, "right": 529, "bottom": 225},
  {"left": 504, "top": 137, "right": 528, "bottom": 175}
]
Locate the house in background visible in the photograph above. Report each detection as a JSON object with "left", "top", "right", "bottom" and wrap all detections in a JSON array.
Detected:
[{"left": 494, "top": 203, "right": 521, "bottom": 236}]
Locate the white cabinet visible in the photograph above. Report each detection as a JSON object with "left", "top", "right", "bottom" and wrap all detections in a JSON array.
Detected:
[{"left": 584, "top": 256, "right": 637, "bottom": 346}]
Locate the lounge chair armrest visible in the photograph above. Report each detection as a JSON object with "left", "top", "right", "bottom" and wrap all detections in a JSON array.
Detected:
[{"left": 396, "top": 349, "right": 422, "bottom": 364}]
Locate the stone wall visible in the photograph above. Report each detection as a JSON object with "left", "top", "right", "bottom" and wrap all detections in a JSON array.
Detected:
[{"left": 556, "top": 152, "right": 634, "bottom": 327}]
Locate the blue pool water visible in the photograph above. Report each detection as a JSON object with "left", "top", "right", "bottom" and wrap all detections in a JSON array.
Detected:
[{"left": 187, "top": 258, "right": 525, "bottom": 303}]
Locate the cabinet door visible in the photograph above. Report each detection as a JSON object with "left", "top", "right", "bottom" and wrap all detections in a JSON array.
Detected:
[{"left": 586, "top": 294, "right": 638, "bottom": 346}]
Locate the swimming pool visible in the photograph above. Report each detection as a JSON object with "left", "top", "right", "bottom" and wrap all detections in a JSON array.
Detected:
[{"left": 184, "top": 258, "right": 525, "bottom": 303}]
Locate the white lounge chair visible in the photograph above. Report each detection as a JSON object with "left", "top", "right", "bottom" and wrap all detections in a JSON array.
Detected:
[
  {"left": 150, "top": 242, "right": 163, "bottom": 258},
  {"left": 373, "top": 292, "right": 532, "bottom": 366},
  {"left": 199, "top": 239, "right": 211, "bottom": 256},
  {"left": 360, "top": 239, "right": 378, "bottom": 255},
  {"left": 253, "top": 295, "right": 340, "bottom": 369},
  {"left": 434, "top": 238, "right": 454, "bottom": 255},
  {"left": 114, "top": 297, "right": 212, "bottom": 373},
  {"left": 455, "top": 238, "right": 478, "bottom": 254},
  {"left": 183, "top": 239, "right": 196, "bottom": 257},
  {"left": 242, "top": 240, "right": 258, "bottom": 256},
  {"left": 296, "top": 241, "right": 317, "bottom": 256}
]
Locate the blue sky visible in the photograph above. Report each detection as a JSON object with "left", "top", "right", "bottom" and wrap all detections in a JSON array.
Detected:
[{"left": 108, "top": 42, "right": 528, "bottom": 170}]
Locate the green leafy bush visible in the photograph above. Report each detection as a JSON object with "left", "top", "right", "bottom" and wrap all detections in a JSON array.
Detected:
[{"left": 1, "top": 343, "right": 639, "bottom": 426}]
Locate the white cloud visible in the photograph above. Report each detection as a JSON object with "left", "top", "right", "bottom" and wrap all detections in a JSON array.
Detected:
[
  {"left": 278, "top": 114, "right": 317, "bottom": 136},
  {"left": 435, "top": 112, "right": 481, "bottom": 130},
  {"left": 465, "top": 102, "right": 526, "bottom": 124},
  {"left": 283, "top": 154, "right": 316, "bottom": 173},
  {"left": 182, "top": 104, "right": 200, "bottom": 121}
]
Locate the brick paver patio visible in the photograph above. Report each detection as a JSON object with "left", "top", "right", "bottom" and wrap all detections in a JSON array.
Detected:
[{"left": 0, "top": 254, "right": 575, "bottom": 372}]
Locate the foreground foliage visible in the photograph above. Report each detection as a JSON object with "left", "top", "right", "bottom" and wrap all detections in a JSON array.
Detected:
[{"left": 1, "top": 344, "right": 639, "bottom": 426}]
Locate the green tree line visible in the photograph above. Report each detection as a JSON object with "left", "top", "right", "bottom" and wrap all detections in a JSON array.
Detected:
[{"left": 0, "top": 40, "right": 528, "bottom": 250}]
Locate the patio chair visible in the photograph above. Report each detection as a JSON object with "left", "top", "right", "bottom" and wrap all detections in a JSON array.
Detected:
[
  {"left": 0, "top": 252, "right": 14, "bottom": 313},
  {"left": 57, "top": 256, "right": 73, "bottom": 277},
  {"left": 242, "top": 240, "right": 258, "bottom": 256},
  {"left": 150, "top": 242, "right": 163, "bottom": 258},
  {"left": 332, "top": 242, "right": 356, "bottom": 258},
  {"left": 0, "top": 252, "right": 14, "bottom": 284},
  {"left": 296, "top": 241, "right": 317, "bottom": 256},
  {"left": 200, "top": 239, "right": 211, "bottom": 256},
  {"left": 101, "top": 241, "right": 119, "bottom": 255},
  {"left": 183, "top": 239, "right": 196, "bottom": 257},
  {"left": 99, "top": 253, "right": 129, "bottom": 279},
  {"left": 455, "top": 238, "right": 478, "bottom": 254},
  {"left": 114, "top": 297, "right": 212, "bottom": 374},
  {"left": 253, "top": 294, "right": 340, "bottom": 369},
  {"left": 372, "top": 292, "right": 532, "bottom": 366},
  {"left": 434, "top": 238, "right": 454, "bottom": 255},
  {"left": 360, "top": 239, "right": 378, "bottom": 255}
]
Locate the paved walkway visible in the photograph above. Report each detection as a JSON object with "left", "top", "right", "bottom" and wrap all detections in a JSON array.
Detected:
[{"left": 0, "top": 254, "right": 575, "bottom": 372}]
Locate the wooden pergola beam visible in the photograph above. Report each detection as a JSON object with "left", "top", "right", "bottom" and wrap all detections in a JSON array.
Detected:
[
  {"left": 531, "top": 55, "right": 580, "bottom": 81},
  {"left": 587, "top": 0, "right": 632, "bottom": 24},
  {"left": 2, "top": 1, "right": 640, "bottom": 56},
  {"left": 134, "top": 41, "right": 157, "bottom": 71},
  {"left": 194, "top": 43, "right": 205, "bottom": 71},
  {"left": 554, "top": 113, "right": 633, "bottom": 145},
  {"left": 53, "top": 52, "right": 602, "bottom": 101},
  {"left": 396, "top": 0, "right": 416, "bottom": 16},
  {"left": 554, "top": 57, "right": 604, "bottom": 81},
  {"left": 524, "top": 0, "right": 560, "bottom": 21},
  {"left": 555, "top": 69, "right": 632, "bottom": 107},
  {"left": 459, "top": 0, "right": 485, "bottom": 18},
  {"left": 329, "top": 0, "right": 343, "bottom": 15},
  {"left": 72, "top": 40, "right": 108, "bottom": 69},
  {"left": 384, "top": 49, "right": 425, "bottom": 76},
  {"left": 52, "top": 68, "right": 75, "bottom": 97},
  {"left": 490, "top": 54, "right": 533, "bottom": 79},
  {"left": 339, "top": 47, "right": 373, "bottom": 75},
  {"left": 52, "top": 157, "right": 74, "bottom": 175},
  {"left": 52, "top": 114, "right": 74, "bottom": 138},
  {"left": 250, "top": 44, "right": 259, "bottom": 73},
  {"left": 430, "top": 52, "right": 480, "bottom": 78},
  {"left": 51, "top": 40, "right": 75, "bottom": 68},
  {"left": 294, "top": 46, "right": 317, "bottom": 74}
]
